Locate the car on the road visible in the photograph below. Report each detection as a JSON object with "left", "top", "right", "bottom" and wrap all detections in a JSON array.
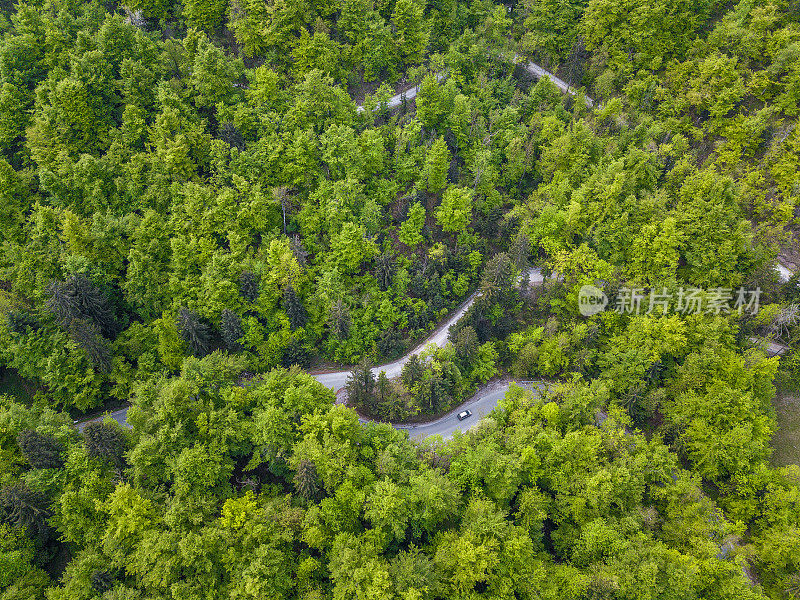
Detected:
[{"left": 457, "top": 409, "right": 472, "bottom": 421}]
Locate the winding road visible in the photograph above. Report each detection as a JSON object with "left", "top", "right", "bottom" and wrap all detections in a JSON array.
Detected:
[
  {"left": 78, "top": 269, "right": 546, "bottom": 437},
  {"left": 74, "top": 61, "right": 792, "bottom": 438},
  {"left": 356, "top": 59, "right": 594, "bottom": 116},
  {"left": 78, "top": 260, "right": 795, "bottom": 437}
]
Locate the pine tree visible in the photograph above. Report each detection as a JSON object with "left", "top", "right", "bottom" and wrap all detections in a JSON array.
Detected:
[
  {"left": 281, "top": 339, "right": 310, "bottom": 368},
  {"left": 510, "top": 233, "right": 530, "bottom": 271},
  {"left": 375, "top": 371, "right": 396, "bottom": 419},
  {"left": 239, "top": 271, "right": 260, "bottom": 302},
  {"left": 220, "top": 309, "right": 244, "bottom": 352},
  {"left": 377, "top": 327, "right": 404, "bottom": 360},
  {"left": 218, "top": 122, "right": 244, "bottom": 150},
  {"left": 330, "top": 300, "right": 351, "bottom": 338},
  {"left": 401, "top": 354, "right": 424, "bottom": 389},
  {"left": 16, "top": 430, "right": 64, "bottom": 470},
  {"left": 69, "top": 318, "right": 112, "bottom": 373},
  {"left": 283, "top": 286, "right": 307, "bottom": 330},
  {"left": 45, "top": 274, "right": 117, "bottom": 337},
  {"left": 427, "top": 373, "right": 451, "bottom": 413},
  {"left": 290, "top": 236, "right": 309, "bottom": 267},
  {"left": 177, "top": 307, "right": 212, "bottom": 357},
  {"left": 0, "top": 482, "right": 52, "bottom": 548},
  {"left": 6, "top": 310, "right": 39, "bottom": 335},
  {"left": 83, "top": 422, "right": 127, "bottom": 478},
  {"left": 45, "top": 279, "right": 81, "bottom": 327},
  {"left": 375, "top": 253, "right": 396, "bottom": 291},
  {"left": 294, "top": 459, "right": 320, "bottom": 501},
  {"left": 481, "top": 252, "right": 517, "bottom": 307},
  {"left": 454, "top": 325, "right": 479, "bottom": 366},
  {"left": 90, "top": 570, "right": 115, "bottom": 594},
  {"left": 346, "top": 358, "right": 376, "bottom": 411}
]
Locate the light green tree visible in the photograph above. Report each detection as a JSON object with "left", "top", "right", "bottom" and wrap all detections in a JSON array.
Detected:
[
  {"left": 425, "top": 136, "right": 450, "bottom": 193},
  {"left": 391, "top": 0, "right": 429, "bottom": 69},
  {"left": 399, "top": 202, "right": 426, "bottom": 248},
  {"left": 435, "top": 187, "right": 473, "bottom": 233}
]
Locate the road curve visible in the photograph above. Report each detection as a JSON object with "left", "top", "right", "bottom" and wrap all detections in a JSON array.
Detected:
[
  {"left": 314, "top": 267, "right": 544, "bottom": 393},
  {"left": 356, "top": 74, "right": 446, "bottom": 114},
  {"left": 516, "top": 58, "right": 595, "bottom": 107},
  {"left": 76, "top": 269, "right": 544, "bottom": 434},
  {"left": 74, "top": 259, "right": 796, "bottom": 435},
  {"left": 388, "top": 380, "right": 547, "bottom": 440},
  {"left": 74, "top": 60, "right": 791, "bottom": 435}
]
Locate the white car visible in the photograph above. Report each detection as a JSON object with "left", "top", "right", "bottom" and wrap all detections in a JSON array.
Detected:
[{"left": 457, "top": 409, "right": 473, "bottom": 421}]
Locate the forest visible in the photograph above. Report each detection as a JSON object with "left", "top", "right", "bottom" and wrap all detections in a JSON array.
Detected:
[{"left": 1, "top": 0, "right": 800, "bottom": 597}]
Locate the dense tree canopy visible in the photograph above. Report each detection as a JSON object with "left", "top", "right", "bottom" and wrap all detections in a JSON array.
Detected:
[{"left": 1, "top": 0, "right": 800, "bottom": 597}]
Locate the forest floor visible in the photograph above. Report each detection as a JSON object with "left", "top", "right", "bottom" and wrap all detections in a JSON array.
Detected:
[{"left": 771, "top": 389, "right": 800, "bottom": 467}]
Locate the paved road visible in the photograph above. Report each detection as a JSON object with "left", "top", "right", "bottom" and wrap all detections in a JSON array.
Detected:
[
  {"left": 391, "top": 380, "right": 546, "bottom": 440},
  {"left": 75, "top": 259, "right": 796, "bottom": 435},
  {"left": 76, "top": 406, "right": 129, "bottom": 432},
  {"left": 74, "top": 61, "right": 578, "bottom": 436},
  {"left": 519, "top": 60, "right": 594, "bottom": 107},
  {"left": 314, "top": 268, "right": 544, "bottom": 393},
  {"left": 75, "top": 57, "right": 791, "bottom": 436},
  {"left": 356, "top": 74, "right": 445, "bottom": 114},
  {"left": 357, "top": 60, "right": 594, "bottom": 115}
]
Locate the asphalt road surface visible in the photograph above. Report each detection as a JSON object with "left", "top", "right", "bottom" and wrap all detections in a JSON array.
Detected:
[
  {"left": 392, "top": 380, "right": 546, "bottom": 440},
  {"left": 312, "top": 267, "right": 544, "bottom": 394}
]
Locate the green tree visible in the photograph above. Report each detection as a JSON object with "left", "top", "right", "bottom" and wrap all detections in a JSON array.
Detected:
[
  {"left": 520, "top": 0, "right": 589, "bottom": 62},
  {"left": 329, "top": 222, "right": 377, "bottom": 274},
  {"left": 184, "top": 0, "right": 228, "bottom": 32},
  {"left": 176, "top": 308, "right": 212, "bottom": 357},
  {"left": 435, "top": 187, "right": 473, "bottom": 234},
  {"left": 425, "top": 136, "right": 450, "bottom": 193},
  {"left": 581, "top": 0, "right": 712, "bottom": 70},
  {"left": 391, "top": 0, "right": 429, "bottom": 69},
  {"left": 16, "top": 430, "right": 64, "bottom": 470},
  {"left": 399, "top": 202, "right": 427, "bottom": 248}
]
